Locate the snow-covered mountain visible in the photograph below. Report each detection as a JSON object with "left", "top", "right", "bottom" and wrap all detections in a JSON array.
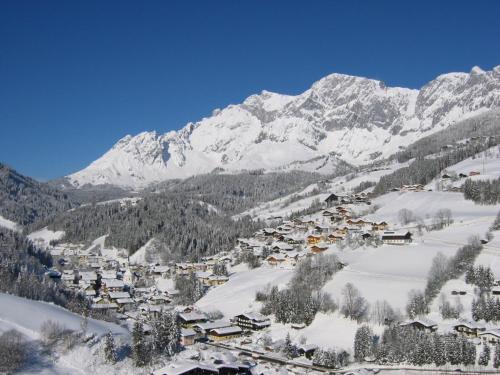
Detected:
[{"left": 67, "top": 66, "right": 500, "bottom": 189}]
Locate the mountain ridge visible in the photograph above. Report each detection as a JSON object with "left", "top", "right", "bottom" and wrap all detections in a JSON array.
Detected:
[{"left": 65, "top": 65, "right": 500, "bottom": 189}]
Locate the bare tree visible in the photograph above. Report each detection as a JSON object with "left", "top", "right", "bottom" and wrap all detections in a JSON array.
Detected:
[
  {"left": 370, "top": 300, "right": 398, "bottom": 325},
  {"left": 341, "top": 283, "right": 369, "bottom": 322},
  {"left": 398, "top": 209, "right": 415, "bottom": 225},
  {"left": 0, "top": 329, "right": 27, "bottom": 373}
]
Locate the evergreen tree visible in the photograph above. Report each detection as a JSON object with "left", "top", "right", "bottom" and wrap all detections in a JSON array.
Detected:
[
  {"left": 337, "top": 350, "right": 350, "bottom": 367},
  {"left": 479, "top": 344, "right": 490, "bottom": 366},
  {"left": 213, "top": 262, "right": 229, "bottom": 276},
  {"left": 132, "top": 321, "right": 150, "bottom": 367},
  {"left": 445, "top": 334, "right": 462, "bottom": 365},
  {"left": 432, "top": 334, "right": 446, "bottom": 367},
  {"left": 283, "top": 333, "right": 295, "bottom": 359},
  {"left": 406, "top": 290, "right": 428, "bottom": 318},
  {"left": 462, "top": 337, "right": 476, "bottom": 366},
  {"left": 494, "top": 344, "right": 500, "bottom": 368},
  {"left": 354, "top": 325, "right": 373, "bottom": 362},
  {"left": 465, "top": 265, "right": 476, "bottom": 284},
  {"left": 104, "top": 331, "right": 117, "bottom": 364}
]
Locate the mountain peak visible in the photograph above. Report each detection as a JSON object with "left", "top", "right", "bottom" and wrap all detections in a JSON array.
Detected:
[
  {"left": 470, "top": 65, "right": 486, "bottom": 75},
  {"left": 65, "top": 66, "right": 500, "bottom": 189}
]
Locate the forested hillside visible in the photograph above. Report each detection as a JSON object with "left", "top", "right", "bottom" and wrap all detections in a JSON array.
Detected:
[
  {"left": 0, "top": 227, "right": 87, "bottom": 312},
  {"left": 373, "top": 112, "right": 500, "bottom": 195},
  {"left": 393, "top": 109, "right": 500, "bottom": 163},
  {"left": 0, "top": 163, "right": 75, "bottom": 226},
  {"left": 41, "top": 171, "right": 322, "bottom": 260},
  {"left": 154, "top": 170, "right": 324, "bottom": 213}
]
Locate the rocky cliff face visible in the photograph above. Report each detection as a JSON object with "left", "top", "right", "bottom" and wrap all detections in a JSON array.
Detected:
[{"left": 67, "top": 66, "right": 500, "bottom": 189}]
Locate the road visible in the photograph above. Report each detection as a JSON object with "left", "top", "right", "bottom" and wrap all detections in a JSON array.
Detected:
[{"left": 205, "top": 341, "right": 500, "bottom": 374}]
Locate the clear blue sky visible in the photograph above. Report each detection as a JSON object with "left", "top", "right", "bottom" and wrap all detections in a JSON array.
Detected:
[{"left": 1, "top": 0, "right": 499, "bottom": 180}]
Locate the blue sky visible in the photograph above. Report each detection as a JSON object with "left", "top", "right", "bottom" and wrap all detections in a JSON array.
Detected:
[{"left": 1, "top": 0, "right": 499, "bottom": 180}]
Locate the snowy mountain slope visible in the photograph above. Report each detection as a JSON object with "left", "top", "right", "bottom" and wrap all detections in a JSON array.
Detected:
[
  {"left": 0, "top": 162, "right": 75, "bottom": 225},
  {"left": 199, "top": 190, "right": 499, "bottom": 352},
  {"left": 235, "top": 160, "right": 410, "bottom": 221},
  {"left": 67, "top": 66, "right": 500, "bottom": 188},
  {"left": 0, "top": 293, "right": 128, "bottom": 339}
]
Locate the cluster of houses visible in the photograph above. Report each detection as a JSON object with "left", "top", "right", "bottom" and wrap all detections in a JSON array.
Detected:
[
  {"left": 437, "top": 169, "right": 482, "bottom": 192},
  {"left": 402, "top": 318, "right": 500, "bottom": 345},
  {"left": 44, "top": 239, "right": 234, "bottom": 323},
  {"left": 177, "top": 310, "right": 271, "bottom": 346},
  {"left": 238, "top": 192, "right": 413, "bottom": 269}
]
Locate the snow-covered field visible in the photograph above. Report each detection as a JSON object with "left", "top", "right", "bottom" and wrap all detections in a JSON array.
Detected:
[
  {"left": 443, "top": 145, "right": 500, "bottom": 181},
  {"left": 196, "top": 264, "right": 293, "bottom": 317},
  {"left": 0, "top": 293, "right": 128, "bottom": 339},
  {"left": 0, "top": 214, "right": 19, "bottom": 231},
  {"left": 365, "top": 190, "right": 499, "bottom": 226},
  {"left": 0, "top": 293, "right": 134, "bottom": 375},
  {"left": 216, "top": 188, "right": 500, "bottom": 353},
  {"left": 27, "top": 227, "right": 65, "bottom": 248}
]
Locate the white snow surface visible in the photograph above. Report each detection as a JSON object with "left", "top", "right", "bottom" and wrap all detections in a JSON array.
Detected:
[
  {"left": 27, "top": 227, "right": 65, "bottom": 249},
  {"left": 0, "top": 293, "right": 128, "bottom": 339},
  {"left": 195, "top": 265, "right": 293, "bottom": 317},
  {"left": 67, "top": 66, "right": 500, "bottom": 188},
  {"left": 209, "top": 189, "right": 500, "bottom": 352},
  {"left": 0, "top": 214, "right": 19, "bottom": 231}
]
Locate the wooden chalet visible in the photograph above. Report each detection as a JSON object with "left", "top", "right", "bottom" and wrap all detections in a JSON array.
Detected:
[
  {"left": 479, "top": 329, "right": 500, "bottom": 344},
  {"left": 180, "top": 328, "right": 197, "bottom": 346},
  {"left": 307, "top": 235, "right": 322, "bottom": 245},
  {"left": 400, "top": 319, "right": 437, "bottom": 333},
  {"left": 207, "top": 326, "right": 242, "bottom": 342},
  {"left": 371, "top": 221, "right": 388, "bottom": 231},
  {"left": 327, "top": 233, "right": 345, "bottom": 243},
  {"left": 233, "top": 312, "right": 271, "bottom": 330},
  {"left": 310, "top": 245, "right": 328, "bottom": 254},
  {"left": 178, "top": 312, "right": 208, "bottom": 327},
  {"left": 324, "top": 193, "right": 340, "bottom": 207},
  {"left": 453, "top": 321, "right": 485, "bottom": 338},
  {"left": 381, "top": 231, "right": 412, "bottom": 245}
]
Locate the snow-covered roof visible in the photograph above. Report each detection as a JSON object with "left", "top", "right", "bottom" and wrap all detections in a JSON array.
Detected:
[
  {"left": 210, "top": 326, "right": 242, "bottom": 336},
  {"left": 79, "top": 271, "right": 97, "bottom": 281},
  {"left": 153, "top": 361, "right": 218, "bottom": 375},
  {"left": 453, "top": 320, "right": 484, "bottom": 330},
  {"left": 108, "top": 291, "right": 130, "bottom": 299},
  {"left": 100, "top": 270, "right": 117, "bottom": 279},
  {"left": 116, "top": 298, "right": 134, "bottom": 304},
  {"left": 103, "top": 279, "right": 124, "bottom": 288},
  {"left": 178, "top": 312, "right": 207, "bottom": 322},
  {"left": 196, "top": 271, "right": 212, "bottom": 278},
  {"left": 180, "top": 328, "right": 196, "bottom": 337},
  {"left": 194, "top": 320, "right": 232, "bottom": 332},
  {"left": 479, "top": 329, "right": 500, "bottom": 338},
  {"left": 91, "top": 303, "right": 118, "bottom": 309},
  {"left": 153, "top": 265, "right": 169, "bottom": 273},
  {"left": 236, "top": 312, "right": 270, "bottom": 322},
  {"left": 271, "top": 242, "right": 294, "bottom": 250},
  {"left": 400, "top": 318, "right": 437, "bottom": 328}
]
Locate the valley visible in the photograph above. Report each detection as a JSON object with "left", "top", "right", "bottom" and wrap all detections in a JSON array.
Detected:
[{"left": 1, "top": 70, "right": 500, "bottom": 375}]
